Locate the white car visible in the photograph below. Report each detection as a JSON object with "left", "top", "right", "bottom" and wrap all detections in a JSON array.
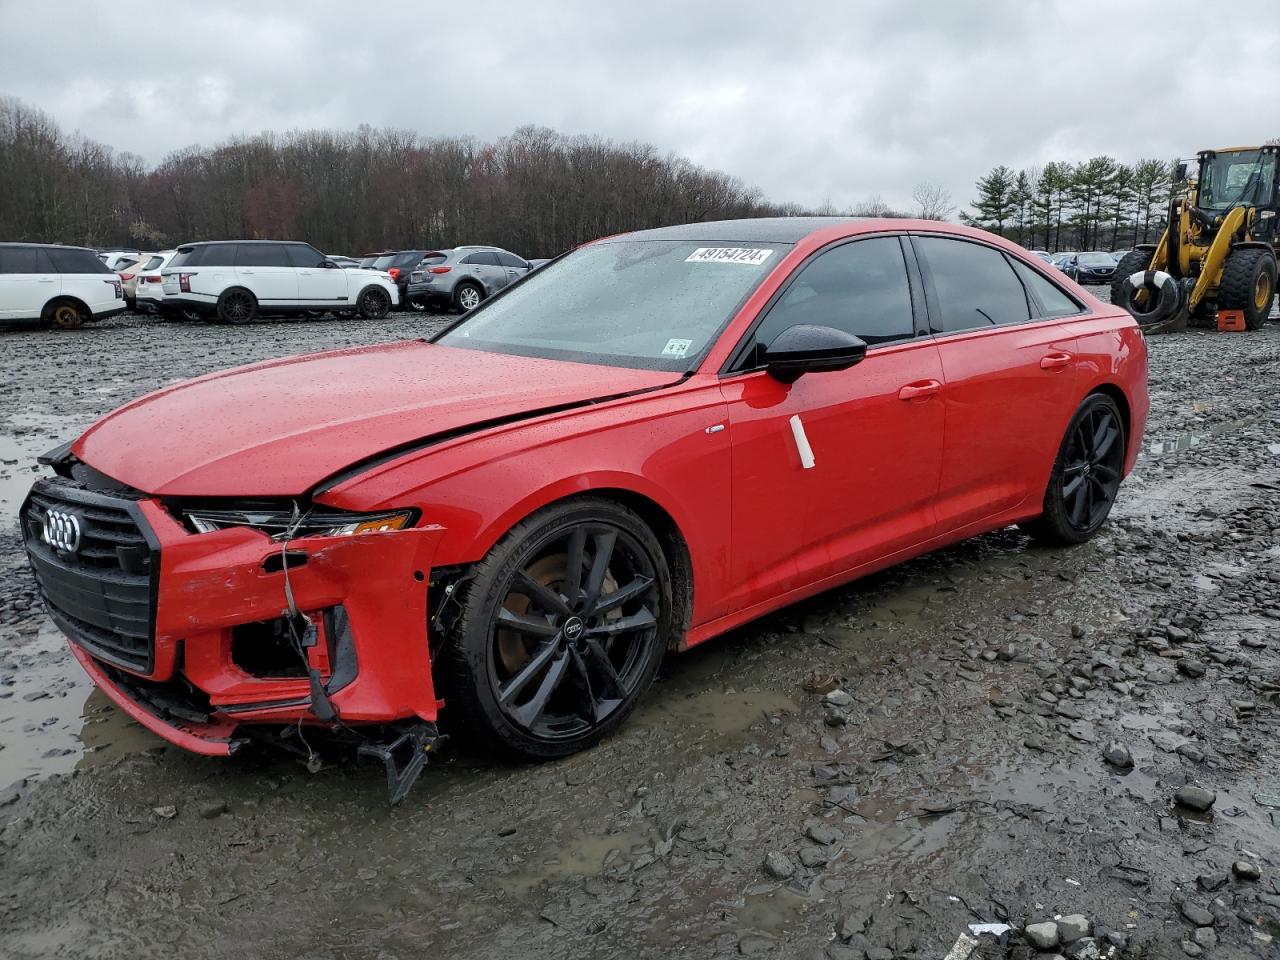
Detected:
[
  {"left": 133, "top": 250, "right": 179, "bottom": 315},
  {"left": 160, "top": 240, "right": 399, "bottom": 324},
  {"left": 98, "top": 250, "right": 144, "bottom": 271},
  {"left": 0, "top": 243, "right": 126, "bottom": 329}
]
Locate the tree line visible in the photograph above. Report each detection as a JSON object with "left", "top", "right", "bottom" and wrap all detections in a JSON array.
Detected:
[
  {"left": 0, "top": 96, "right": 806, "bottom": 258},
  {"left": 962, "top": 158, "right": 1176, "bottom": 252}
]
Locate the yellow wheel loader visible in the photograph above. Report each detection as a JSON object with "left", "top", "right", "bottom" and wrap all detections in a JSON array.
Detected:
[{"left": 1112, "top": 145, "right": 1280, "bottom": 330}]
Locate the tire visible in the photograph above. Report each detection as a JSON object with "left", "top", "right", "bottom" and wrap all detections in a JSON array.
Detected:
[
  {"left": 1021, "top": 393, "right": 1126, "bottom": 547},
  {"left": 454, "top": 281, "right": 483, "bottom": 312},
  {"left": 216, "top": 287, "right": 257, "bottom": 325},
  {"left": 357, "top": 285, "right": 391, "bottom": 320},
  {"left": 441, "top": 497, "right": 673, "bottom": 758},
  {"left": 1218, "top": 247, "right": 1277, "bottom": 330},
  {"left": 45, "top": 300, "right": 85, "bottom": 330},
  {"left": 1109, "top": 249, "right": 1154, "bottom": 305}
]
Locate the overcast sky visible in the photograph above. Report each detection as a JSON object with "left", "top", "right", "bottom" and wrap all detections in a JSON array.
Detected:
[{"left": 2, "top": 0, "right": 1279, "bottom": 215}]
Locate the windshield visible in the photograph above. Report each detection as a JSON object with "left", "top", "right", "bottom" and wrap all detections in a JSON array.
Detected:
[
  {"left": 1199, "top": 150, "right": 1276, "bottom": 210},
  {"left": 1078, "top": 253, "right": 1113, "bottom": 266},
  {"left": 437, "top": 239, "right": 790, "bottom": 371}
]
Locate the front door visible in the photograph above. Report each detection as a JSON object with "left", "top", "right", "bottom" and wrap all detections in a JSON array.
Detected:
[
  {"left": 719, "top": 235, "right": 946, "bottom": 612},
  {"left": 234, "top": 243, "right": 299, "bottom": 305},
  {"left": 288, "top": 244, "right": 349, "bottom": 303}
]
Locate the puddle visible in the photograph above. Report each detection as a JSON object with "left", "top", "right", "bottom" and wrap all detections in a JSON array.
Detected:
[
  {"left": 0, "top": 412, "right": 81, "bottom": 526},
  {"left": 633, "top": 689, "right": 798, "bottom": 737},
  {"left": 498, "top": 824, "right": 654, "bottom": 895},
  {"left": 0, "top": 620, "right": 162, "bottom": 790},
  {"left": 1144, "top": 420, "right": 1249, "bottom": 457}
]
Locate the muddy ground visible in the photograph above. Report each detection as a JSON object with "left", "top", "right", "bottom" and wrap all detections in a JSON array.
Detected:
[{"left": 1, "top": 305, "right": 1278, "bottom": 960}]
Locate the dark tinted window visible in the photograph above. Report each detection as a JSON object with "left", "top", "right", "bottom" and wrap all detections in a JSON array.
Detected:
[
  {"left": 286, "top": 243, "right": 327, "bottom": 268},
  {"left": 460, "top": 251, "right": 501, "bottom": 266},
  {"left": 371, "top": 254, "right": 399, "bottom": 270},
  {"left": 199, "top": 245, "right": 238, "bottom": 267},
  {"left": 236, "top": 243, "right": 291, "bottom": 267},
  {"left": 495, "top": 251, "right": 528, "bottom": 269},
  {"left": 420, "top": 252, "right": 448, "bottom": 266},
  {"left": 0, "top": 246, "right": 53, "bottom": 273},
  {"left": 752, "top": 237, "right": 915, "bottom": 351},
  {"left": 916, "top": 237, "right": 1031, "bottom": 332},
  {"left": 1010, "top": 259, "right": 1082, "bottom": 319},
  {"left": 394, "top": 252, "right": 422, "bottom": 267},
  {"left": 167, "top": 246, "right": 197, "bottom": 268},
  {"left": 46, "top": 247, "right": 111, "bottom": 273}
]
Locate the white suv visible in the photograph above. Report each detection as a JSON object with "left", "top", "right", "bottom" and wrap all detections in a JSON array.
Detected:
[
  {"left": 0, "top": 243, "right": 125, "bottom": 329},
  {"left": 160, "top": 240, "right": 400, "bottom": 323}
]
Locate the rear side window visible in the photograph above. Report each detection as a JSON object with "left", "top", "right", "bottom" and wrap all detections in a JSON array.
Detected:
[
  {"left": 495, "top": 251, "right": 529, "bottom": 268},
  {"left": 0, "top": 246, "right": 55, "bottom": 273},
  {"left": 751, "top": 237, "right": 916, "bottom": 350},
  {"left": 286, "top": 244, "right": 327, "bottom": 268},
  {"left": 45, "top": 248, "right": 111, "bottom": 273},
  {"left": 1010, "top": 259, "right": 1082, "bottom": 319},
  {"left": 460, "top": 252, "right": 501, "bottom": 266},
  {"left": 199, "top": 245, "right": 238, "bottom": 267},
  {"left": 915, "top": 237, "right": 1031, "bottom": 332},
  {"left": 237, "top": 243, "right": 291, "bottom": 267}
]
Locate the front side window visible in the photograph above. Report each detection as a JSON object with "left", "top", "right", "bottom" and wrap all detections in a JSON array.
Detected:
[
  {"left": 495, "top": 251, "right": 529, "bottom": 269},
  {"left": 437, "top": 239, "right": 790, "bottom": 371},
  {"left": 915, "top": 237, "right": 1031, "bottom": 333},
  {"left": 286, "top": 244, "right": 327, "bottom": 268},
  {"left": 749, "top": 237, "right": 915, "bottom": 356}
]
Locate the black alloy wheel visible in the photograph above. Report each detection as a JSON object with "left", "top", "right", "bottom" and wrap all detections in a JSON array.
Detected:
[
  {"left": 216, "top": 288, "right": 257, "bottom": 325},
  {"left": 443, "top": 498, "right": 671, "bottom": 757},
  {"left": 358, "top": 286, "right": 391, "bottom": 320},
  {"left": 1022, "top": 394, "right": 1126, "bottom": 546}
]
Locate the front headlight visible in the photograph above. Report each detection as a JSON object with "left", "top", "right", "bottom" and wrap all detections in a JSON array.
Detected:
[{"left": 182, "top": 505, "right": 416, "bottom": 540}]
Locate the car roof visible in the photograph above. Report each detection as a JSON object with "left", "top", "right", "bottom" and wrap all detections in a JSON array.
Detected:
[
  {"left": 612, "top": 217, "right": 876, "bottom": 244},
  {"left": 0, "top": 241, "right": 97, "bottom": 251}
]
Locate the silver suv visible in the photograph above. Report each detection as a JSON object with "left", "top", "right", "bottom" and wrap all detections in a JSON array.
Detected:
[{"left": 405, "top": 246, "right": 540, "bottom": 312}]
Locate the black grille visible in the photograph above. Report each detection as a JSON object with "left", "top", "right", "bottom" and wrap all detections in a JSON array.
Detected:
[{"left": 21, "top": 478, "right": 157, "bottom": 673}]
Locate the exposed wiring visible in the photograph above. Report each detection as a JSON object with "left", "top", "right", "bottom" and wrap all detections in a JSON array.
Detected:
[{"left": 279, "top": 501, "right": 320, "bottom": 769}]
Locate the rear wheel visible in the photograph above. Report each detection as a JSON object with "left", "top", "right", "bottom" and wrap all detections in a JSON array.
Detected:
[
  {"left": 442, "top": 497, "right": 672, "bottom": 758},
  {"left": 45, "top": 301, "right": 86, "bottom": 330},
  {"left": 454, "top": 281, "right": 483, "bottom": 312},
  {"left": 1021, "top": 394, "right": 1126, "bottom": 546},
  {"left": 357, "top": 286, "right": 391, "bottom": 320},
  {"left": 1218, "top": 247, "right": 1276, "bottom": 329},
  {"left": 216, "top": 288, "right": 257, "bottom": 325}
]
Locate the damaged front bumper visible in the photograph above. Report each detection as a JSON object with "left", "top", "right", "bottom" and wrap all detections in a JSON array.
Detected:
[{"left": 23, "top": 477, "right": 448, "bottom": 756}]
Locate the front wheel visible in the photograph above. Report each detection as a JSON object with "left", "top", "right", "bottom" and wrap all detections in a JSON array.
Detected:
[
  {"left": 357, "top": 286, "right": 391, "bottom": 320},
  {"left": 1021, "top": 394, "right": 1126, "bottom": 546},
  {"left": 442, "top": 497, "right": 672, "bottom": 758}
]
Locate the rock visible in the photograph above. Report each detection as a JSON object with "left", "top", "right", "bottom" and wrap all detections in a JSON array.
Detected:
[
  {"left": 1058, "top": 915, "right": 1090, "bottom": 943},
  {"left": 837, "top": 911, "right": 867, "bottom": 941},
  {"left": 864, "top": 949, "right": 893, "bottom": 960},
  {"left": 738, "top": 935, "right": 775, "bottom": 955},
  {"left": 1192, "top": 926, "right": 1217, "bottom": 950},
  {"left": 198, "top": 799, "right": 229, "bottom": 819},
  {"left": 1174, "top": 785, "right": 1216, "bottom": 812},
  {"left": 1177, "top": 659, "right": 1207, "bottom": 678},
  {"left": 1024, "top": 920, "right": 1060, "bottom": 950},
  {"left": 152, "top": 805, "right": 177, "bottom": 819},
  {"left": 1024, "top": 736, "right": 1052, "bottom": 753},
  {"left": 762, "top": 851, "right": 795, "bottom": 880},
  {"left": 797, "top": 846, "right": 829, "bottom": 869},
  {"left": 805, "top": 823, "right": 842, "bottom": 845},
  {"left": 1180, "top": 941, "right": 1202, "bottom": 957},
  {"left": 823, "top": 689, "right": 854, "bottom": 707},
  {"left": 1232, "top": 860, "right": 1261, "bottom": 881},
  {"left": 1102, "top": 741, "right": 1133, "bottom": 768},
  {"left": 1179, "top": 901, "right": 1215, "bottom": 927}
]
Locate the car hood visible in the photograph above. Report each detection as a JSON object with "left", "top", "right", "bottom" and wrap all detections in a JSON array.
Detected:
[{"left": 73, "top": 341, "right": 680, "bottom": 497}]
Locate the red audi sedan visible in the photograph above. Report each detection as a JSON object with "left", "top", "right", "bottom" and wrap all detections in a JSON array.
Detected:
[{"left": 22, "top": 218, "right": 1147, "bottom": 794}]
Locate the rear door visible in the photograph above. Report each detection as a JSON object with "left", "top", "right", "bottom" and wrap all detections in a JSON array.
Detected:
[
  {"left": 288, "top": 243, "right": 348, "bottom": 303},
  {"left": 0, "top": 246, "right": 58, "bottom": 320},
  {"left": 459, "top": 251, "right": 504, "bottom": 292},
  {"left": 719, "top": 235, "right": 945, "bottom": 610},
  {"left": 47, "top": 247, "right": 119, "bottom": 313},
  {"left": 234, "top": 243, "right": 298, "bottom": 304},
  {"left": 910, "top": 235, "right": 1082, "bottom": 532}
]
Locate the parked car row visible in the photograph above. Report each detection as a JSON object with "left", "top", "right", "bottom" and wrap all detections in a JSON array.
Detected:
[
  {"left": 0, "top": 238, "right": 550, "bottom": 329},
  {"left": 1033, "top": 249, "right": 1133, "bottom": 285}
]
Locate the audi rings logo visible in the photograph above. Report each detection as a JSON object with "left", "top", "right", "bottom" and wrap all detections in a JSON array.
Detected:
[{"left": 42, "top": 510, "right": 82, "bottom": 553}]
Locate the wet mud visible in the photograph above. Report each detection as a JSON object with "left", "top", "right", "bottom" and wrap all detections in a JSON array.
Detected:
[{"left": 1, "top": 311, "right": 1279, "bottom": 959}]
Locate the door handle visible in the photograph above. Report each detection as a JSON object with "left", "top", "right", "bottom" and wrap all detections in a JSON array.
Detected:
[
  {"left": 38, "top": 277, "right": 55, "bottom": 283},
  {"left": 1040, "top": 352, "right": 1074, "bottom": 370},
  {"left": 898, "top": 379, "right": 941, "bottom": 400}
]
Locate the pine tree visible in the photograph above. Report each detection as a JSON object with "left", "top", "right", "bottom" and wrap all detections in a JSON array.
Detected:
[{"left": 967, "top": 165, "right": 1017, "bottom": 236}]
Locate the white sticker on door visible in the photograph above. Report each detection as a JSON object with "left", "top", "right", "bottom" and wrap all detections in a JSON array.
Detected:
[
  {"left": 685, "top": 247, "right": 774, "bottom": 266},
  {"left": 662, "top": 338, "right": 693, "bottom": 357}
]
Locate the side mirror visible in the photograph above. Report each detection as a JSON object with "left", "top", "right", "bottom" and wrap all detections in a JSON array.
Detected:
[
  {"left": 321, "top": 259, "right": 338, "bottom": 269},
  {"left": 1175, "top": 162, "right": 1188, "bottom": 183},
  {"left": 762, "top": 324, "right": 867, "bottom": 384}
]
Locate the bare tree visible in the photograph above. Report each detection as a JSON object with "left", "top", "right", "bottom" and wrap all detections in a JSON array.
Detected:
[{"left": 911, "top": 181, "right": 955, "bottom": 221}]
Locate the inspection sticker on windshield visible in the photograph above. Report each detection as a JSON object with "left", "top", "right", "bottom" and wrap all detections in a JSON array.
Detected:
[
  {"left": 685, "top": 247, "right": 773, "bottom": 266},
  {"left": 662, "top": 338, "right": 693, "bottom": 357}
]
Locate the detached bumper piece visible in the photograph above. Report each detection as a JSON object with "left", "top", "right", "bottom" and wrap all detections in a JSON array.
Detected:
[{"left": 358, "top": 721, "right": 447, "bottom": 805}]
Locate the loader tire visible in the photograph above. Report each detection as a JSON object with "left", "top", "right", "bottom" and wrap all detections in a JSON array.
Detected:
[
  {"left": 1218, "top": 247, "right": 1276, "bottom": 330},
  {"left": 1110, "top": 249, "right": 1153, "bottom": 305}
]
